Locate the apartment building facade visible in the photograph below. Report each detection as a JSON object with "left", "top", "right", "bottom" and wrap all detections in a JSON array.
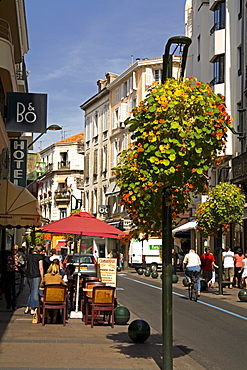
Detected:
[
  {"left": 0, "top": 0, "right": 31, "bottom": 248},
  {"left": 34, "top": 133, "right": 84, "bottom": 223},
  {"left": 185, "top": 0, "right": 247, "bottom": 248},
  {"left": 80, "top": 57, "right": 181, "bottom": 241}
]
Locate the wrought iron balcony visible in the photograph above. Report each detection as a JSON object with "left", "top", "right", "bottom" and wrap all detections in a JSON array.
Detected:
[
  {"left": 232, "top": 151, "right": 247, "bottom": 183},
  {"left": 58, "top": 161, "right": 70, "bottom": 169}
]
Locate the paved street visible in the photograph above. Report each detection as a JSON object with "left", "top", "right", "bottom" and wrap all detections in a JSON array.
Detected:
[
  {"left": 0, "top": 269, "right": 246, "bottom": 369},
  {"left": 117, "top": 270, "right": 247, "bottom": 370}
]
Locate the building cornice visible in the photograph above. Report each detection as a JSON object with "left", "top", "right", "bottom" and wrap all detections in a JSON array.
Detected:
[{"left": 80, "top": 87, "right": 108, "bottom": 110}]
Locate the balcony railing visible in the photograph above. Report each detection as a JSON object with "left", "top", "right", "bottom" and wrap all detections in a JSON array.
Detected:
[
  {"left": 232, "top": 151, "right": 247, "bottom": 183},
  {"left": 54, "top": 193, "right": 71, "bottom": 201},
  {"left": 58, "top": 161, "right": 70, "bottom": 169},
  {"left": 0, "top": 18, "right": 12, "bottom": 43}
]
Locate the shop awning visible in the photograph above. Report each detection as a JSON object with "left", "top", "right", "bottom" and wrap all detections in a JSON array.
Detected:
[
  {"left": 57, "top": 176, "right": 67, "bottom": 183},
  {"left": 0, "top": 179, "right": 41, "bottom": 228},
  {"left": 105, "top": 182, "right": 120, "bottom": 196},
  {"left": 55, "top": 241, "right": 67, "bottom": 251},
  {"left": 172, "top": 220, "right": 197, "bottom": 233}
]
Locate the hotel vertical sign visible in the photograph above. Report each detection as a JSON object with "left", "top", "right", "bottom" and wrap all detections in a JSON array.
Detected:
[{"left": 10, "top": 139, "right": 27, "bottom": 187}]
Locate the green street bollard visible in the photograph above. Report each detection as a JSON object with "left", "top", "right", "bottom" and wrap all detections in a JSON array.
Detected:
[
  {"left": 144, "top": 269, "right": 151, "bottom": 277},
  {"left": 151, "top": 271, "right": 159, "bottom": 279},
  {"left": 128, "top": 319, "right": 150, "bottom": 343},
  {"left": 114, "top": 306, "right": 130, "bottom": 325},
  {"left": 172, "top": 275, "right": 178, "bottom": 283},
  {"left": 238, "top": 289, "right": 247, "bottom": 302},
  {"left": 137, "top": 268, "right": 143, "bottom": 275},
  {"left": 182, "top": 277, "right": 189, "bottom": 286}
]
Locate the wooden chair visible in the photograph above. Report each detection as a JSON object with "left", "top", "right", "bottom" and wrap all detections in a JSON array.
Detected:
[
  {"left": 38, "top": 284, "right": 67, "bottom": 326},
  {"left": 79, "top": 277, "right": 101, "bottom": 312},
  {"left": 91, "top": 286, "right": 116, "bottom": 328},
  {"left": 84, "top": 281, "right": 106, "bottom": 324}
]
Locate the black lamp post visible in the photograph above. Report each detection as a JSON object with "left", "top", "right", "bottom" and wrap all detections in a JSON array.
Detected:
[
  {"left": 28, "top": 124, "right": 62, "bottom": 149},
  {"left": 161, "top": 36, "right": 191, "bottom": 370}
]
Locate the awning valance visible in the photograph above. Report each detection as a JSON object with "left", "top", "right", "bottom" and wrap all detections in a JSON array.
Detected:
[
  {"left": 57, "top": 176, "right": 67, "bottom": 183},
  {"left": 0, "top": 179, "right": 41, "bottom": 228},
  {"left": 105, "top": 182, "right": 120, "bottom": 196},
  {"left": 172, "top": 220, "right": 197, "bottom": 233}
]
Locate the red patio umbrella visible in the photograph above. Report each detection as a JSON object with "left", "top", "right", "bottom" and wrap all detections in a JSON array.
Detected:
[{"left": 41, "top": 212, "right": 127, "bottom": 239}]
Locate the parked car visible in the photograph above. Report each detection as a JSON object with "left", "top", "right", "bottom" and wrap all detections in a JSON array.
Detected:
[{"left": 63, "top": 253, "right": 97, "bottom": 277}]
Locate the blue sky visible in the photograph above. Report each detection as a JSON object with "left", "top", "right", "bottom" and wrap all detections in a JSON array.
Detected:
[{"left": 25, "top": 0, "right": 185, "bottom": 150}]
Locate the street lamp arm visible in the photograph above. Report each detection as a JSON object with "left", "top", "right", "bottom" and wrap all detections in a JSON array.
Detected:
[
  {"left": 28, "top": 132, "right": 45, "bottom": 148},
  {"left": 27, "top": 124, "right": 62, "bottom": 149}
]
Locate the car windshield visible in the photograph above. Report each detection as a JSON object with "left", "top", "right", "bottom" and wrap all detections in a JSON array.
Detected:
[{"left": 68, "top": 255, "right": 93, "bottom": 264}]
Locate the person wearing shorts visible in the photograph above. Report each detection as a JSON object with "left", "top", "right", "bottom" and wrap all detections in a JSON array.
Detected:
[{"left": 222, "top": 246, "right": 234, "bottom": 288}]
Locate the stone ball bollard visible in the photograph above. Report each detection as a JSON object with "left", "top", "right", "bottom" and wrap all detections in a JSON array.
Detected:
[
  {"left": 114, "top": 306, "right": 130, "bottom": 325},
  {"left": 151, "top": 271, "right": 158, "bottom": 279},
  {"left": 137, "top": 268, "right": 143, "bottom": 275},
  {"left": 128, "top": 319, "right": 150, "bottom": 343},
  {"left": 238, "top": 289, "right": 247, "bottom": 302}
]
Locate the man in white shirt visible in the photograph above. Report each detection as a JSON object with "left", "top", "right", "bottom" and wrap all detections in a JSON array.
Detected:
[
  {"left": 183, "top": 249, "right": 201, "bottom": 296},
  {"left": 222, "top": 246, "right": 234, "bottom": 288}
]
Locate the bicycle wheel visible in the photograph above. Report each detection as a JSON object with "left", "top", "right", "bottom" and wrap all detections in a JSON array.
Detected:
[
  {"left": 191, "top": 282, "right": 198, "bottom": 302},
  {"left": 188, "top": 283, "right": 193, "bottom": 300}
]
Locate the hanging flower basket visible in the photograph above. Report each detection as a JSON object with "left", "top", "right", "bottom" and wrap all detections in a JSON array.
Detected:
[{"left": 115, "top": 77, "right": 233, "bottom": 237}]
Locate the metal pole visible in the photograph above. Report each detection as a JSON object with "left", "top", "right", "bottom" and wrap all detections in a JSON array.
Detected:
[
  {"left": 161, "top": 36, "right": 191, "bottom": 369},
  {"left": 162, "top": 188, "right": 173, "bottom": 370},
  {"left": 217, "top": 228, "right": 223, "bottom": 295}
]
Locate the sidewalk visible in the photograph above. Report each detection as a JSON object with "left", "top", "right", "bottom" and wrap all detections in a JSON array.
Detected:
[{"left": 0, "top": 271, "right": 243, "bottom": 370}]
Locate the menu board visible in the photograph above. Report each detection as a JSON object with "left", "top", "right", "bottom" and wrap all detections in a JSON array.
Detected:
[{"left": 98, "top": 258, "right": 117, "bottom": 287}]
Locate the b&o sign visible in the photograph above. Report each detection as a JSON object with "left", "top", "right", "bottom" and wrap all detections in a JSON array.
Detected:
[
  {"left": 10, "top": 139, "right": 27, "bottom": 187},
  {"left": 6, "top": 92, "right": 47, "bottom": 133},
  {"left": 98, "top": 205, "right": 110, "bottom": 215}
]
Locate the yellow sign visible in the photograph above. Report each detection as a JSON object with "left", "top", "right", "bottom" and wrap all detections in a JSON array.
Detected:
[{"left": 98, "top": 258, "right": 117, "bottom": 287}]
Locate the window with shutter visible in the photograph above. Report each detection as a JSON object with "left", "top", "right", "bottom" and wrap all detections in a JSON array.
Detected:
[
  {"left": 94, "top": 112, "right": 98, "bottom": 137},
  {"left": 120, "top": 103, "right": 128, "bottom": 125},
  {"left": 122, "top": 81, "right": 128, "bottom": 99},
  {"left": 113, "top": 108, "right": 119, "bottom": 129},
  {"left": 133, "top": 72, "right": 137, "bottom": 90},
  {"left": 85, "top": 154, "right": 89, "bottom": 179},
  {"left": 86, "top": 118, "right": 90, "bottom": 141},
  {"left": 115, "top": 88, "right": 119, "bottom": 104},
  {"left": 103, "top": 106, "right": 108, "bottom": 132},
  {"left": 93, "top": 149, "right": 98, "bottom": 176},
  {"left": 122, "top": 134, "right": 128, "bottom": 151},
  {"left": 154, "top": 70, "right": 162, "bottom": 82},
  {"left": 130, "top": 76, "right": 133, "bottom": 93},
  {"left": 146, "top": 67, "right": 153, "bottom": 85}
]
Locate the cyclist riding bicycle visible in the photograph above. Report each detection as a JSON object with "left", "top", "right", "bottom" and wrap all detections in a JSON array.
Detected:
[{"left": 183, "top": 249, "right": 201, "bottom": 297}]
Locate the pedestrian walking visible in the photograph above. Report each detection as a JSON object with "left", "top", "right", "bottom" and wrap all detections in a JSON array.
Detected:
[
  {"left": 172, "top": 249, "right": 179, "bottom": 275},
  {"left": 3, "top": 244, "right": 25, "bottom": 310},
  {"left": 24, "top": 245, "right": 44, "bottom": 315},
  {"left": 222, "top": 246, "right": 234, "bottom": 288},
  {"left": 200, "top": 248, "right": 218, "bottom": 289},
  {"left": 234, "top": 248, "right": 244, "bottom": 288},
  {"left": 239, "top": 253, "right": 247, "bottom": 288}
]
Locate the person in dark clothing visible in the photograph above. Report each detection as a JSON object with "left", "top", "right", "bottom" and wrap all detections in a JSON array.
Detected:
[
  {"left": 172, "top": 249, "right": 179, "bottom": 275},
  {"left": 24, "top": 245, "right": 44, "bottom": 315},
  {"left": 4, "top": 244, "right": 25, "bottom": 310},
  {"left": 40, "top": 246, "right": 52, "bottom": 274}
]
